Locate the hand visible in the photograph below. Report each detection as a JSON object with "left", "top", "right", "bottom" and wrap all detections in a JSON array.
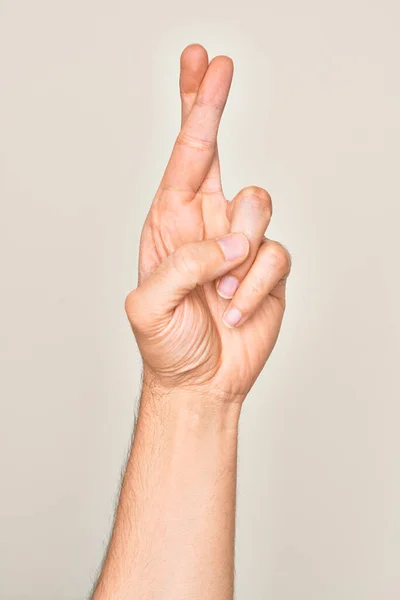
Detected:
[{"left": 125, "top": 44, "right": 291, "bottom": 402}]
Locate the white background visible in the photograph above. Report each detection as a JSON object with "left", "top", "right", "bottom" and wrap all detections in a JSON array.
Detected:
[{"left": 1, "top": 0, "right": 399, "bottom": 598}]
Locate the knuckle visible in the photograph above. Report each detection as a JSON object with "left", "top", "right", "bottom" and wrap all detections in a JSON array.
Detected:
[
  {"left": 195, "top": 96, "right": 226, "bottom": 111},
  {"left": 124, "top": 289, "right": 142, "bottom": 327},
  {"left": 249, "top": 273, "right": 264, "bottom": 296},
  {"left": 124, "top": 289, "right": 136, "bottom": 314},
  {"left": 176, "top": 131, "right": 214, "bottom": 152},
  {"left": 240, "top": 186, "right": 272, "bottom": 217},
  {"left": 172, "top": 244, "right": 202, "bottom": 283},
  {"left": 266, "top": 242, "right": 291, "bottom": 273},
  {"left": 241, "top": 185, "right": 270, "bottom": 200}
]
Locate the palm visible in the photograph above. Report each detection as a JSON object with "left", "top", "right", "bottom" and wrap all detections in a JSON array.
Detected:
[{"left": 139, "top": 187, "right": 284, "bottom": 398}]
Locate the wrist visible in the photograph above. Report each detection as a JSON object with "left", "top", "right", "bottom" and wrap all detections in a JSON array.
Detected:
[
  {"left": 142, "top": 366, "right": 246, "bottom": 403},
  {"left": 139, "top": 376, "right": 242, "bottom": 434}
]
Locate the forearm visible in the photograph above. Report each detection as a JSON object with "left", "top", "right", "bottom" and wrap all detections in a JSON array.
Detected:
[{"left": 92, "top": 385, "right": 241, "bottom": 600}]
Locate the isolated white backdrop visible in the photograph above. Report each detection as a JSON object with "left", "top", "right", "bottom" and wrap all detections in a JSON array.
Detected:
[{"left": 0, "top": 1, "right": 399, "bottom": 598}]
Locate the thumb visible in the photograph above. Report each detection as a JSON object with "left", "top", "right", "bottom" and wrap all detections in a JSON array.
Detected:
[{"left": 125, "top": 233, "right": 249, "bottom": 329}]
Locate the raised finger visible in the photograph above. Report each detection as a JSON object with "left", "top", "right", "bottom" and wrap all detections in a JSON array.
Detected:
[
  {"left": 180, "top": 44, "right": 209, "bottom": 125},
  {"left": 217, "top": 187, "right": 272, "bottom": 299},
  {"left": 180, "top": 46, "right": 224, "bottom": 195},
  {"left": 162, "top": 55, "right": 233, "bottom": 195}
]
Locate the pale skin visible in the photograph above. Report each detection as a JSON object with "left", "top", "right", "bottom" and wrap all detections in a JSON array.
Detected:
[{"left": 91, "top": 44, "right": 291, "bottom": 600}]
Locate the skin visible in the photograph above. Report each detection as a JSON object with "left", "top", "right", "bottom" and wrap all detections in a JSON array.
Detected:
[{"left": 91, "top": 44, "right": 291, "bottom": 600}]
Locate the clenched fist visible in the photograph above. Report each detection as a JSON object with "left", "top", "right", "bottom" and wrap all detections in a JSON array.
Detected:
[{"left": 125, "top": 44, "right": 291, "bottom": 402}]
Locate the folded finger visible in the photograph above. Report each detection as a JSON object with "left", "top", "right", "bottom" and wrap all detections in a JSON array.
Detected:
[
  {"left": 217, "top": 186, "right": 272, "bottom": 299},
  {"left": 222, "top": 239, "right": 291, "bottom": 328},
  {"left": 126, "top": 233, "right": 249, "bottom": 331}
]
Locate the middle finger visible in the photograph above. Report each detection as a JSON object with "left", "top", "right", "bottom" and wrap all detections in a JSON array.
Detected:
[
  {"left": 161, "top": 55, "right": 233, "bottom": 196},
  {"left": 180, "top": 45, "right": 223, "bottom": 195}
]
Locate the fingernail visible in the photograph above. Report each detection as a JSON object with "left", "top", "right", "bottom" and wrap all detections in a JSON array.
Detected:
[
  {"left": 217, "top": 233, "right": 249, "bottom": 261},
  {"left": 217, "top": 275, "right": 239, "bottom": 299},
  {"left": 223, "top": 307, "right": 243, "bottom": 328}
]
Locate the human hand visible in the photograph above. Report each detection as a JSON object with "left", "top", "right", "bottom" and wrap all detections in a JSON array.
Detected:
[{"left": 125, "top": 44, "right": 291, "bottom": 402}]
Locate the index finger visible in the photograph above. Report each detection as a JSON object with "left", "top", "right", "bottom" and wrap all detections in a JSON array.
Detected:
[{"left": 161, "top": 55, "right": 234, "bottom": 196}]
